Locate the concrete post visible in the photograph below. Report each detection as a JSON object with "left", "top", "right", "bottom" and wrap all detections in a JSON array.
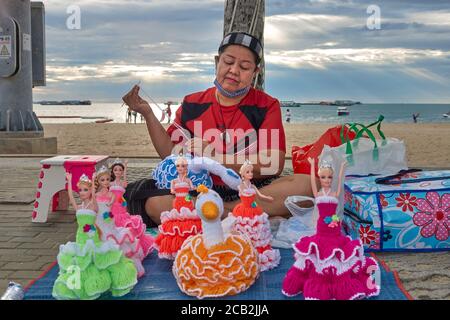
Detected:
[{"left": 0, "top": 0, "right": 56, "bottom": 153}]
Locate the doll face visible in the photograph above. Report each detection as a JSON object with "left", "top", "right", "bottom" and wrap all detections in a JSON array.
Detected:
[
  {"left": 242, "top": 165, "right": 254, "bottom": 181},
  {"left": 98, "top": 174, "right": 111, "bottom": 188},
  {"left": 176, "top": 162, "right": 188, "bottom": 175},
  {"left": 78, "top": 183, "right": 91, "bottom": 201},
  {"left": 319, "top": 168, "right": 333, "bottom": 188},
  {"left": 113, "top": 165, "right": 124, "bottom": 178}
]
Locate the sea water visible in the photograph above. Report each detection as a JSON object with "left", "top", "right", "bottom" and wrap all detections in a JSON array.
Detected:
[{"left": 33, "top": 103, "right": 450, "bottom": 124}]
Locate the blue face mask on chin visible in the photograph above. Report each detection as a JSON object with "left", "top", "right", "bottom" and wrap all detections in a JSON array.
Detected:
[{"left": 214, "top": 78, "right": 251, "bottom": 99}]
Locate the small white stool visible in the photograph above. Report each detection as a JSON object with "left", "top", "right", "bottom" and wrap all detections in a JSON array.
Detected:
[{"left": 32, "top": 155, "right": 109, "bottom": 223}]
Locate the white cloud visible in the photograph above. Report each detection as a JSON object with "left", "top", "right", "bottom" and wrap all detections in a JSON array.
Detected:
[
  {"left": 266, "top": 48, "right": 450, "bottom": 70},
  {"left": 265, "top": 13, "right": 357, "bottom": 46}
]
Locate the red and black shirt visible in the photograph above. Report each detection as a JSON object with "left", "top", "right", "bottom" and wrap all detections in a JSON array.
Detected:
[{"left": 167, "top": 87, "right": 286, "bottom": 186}]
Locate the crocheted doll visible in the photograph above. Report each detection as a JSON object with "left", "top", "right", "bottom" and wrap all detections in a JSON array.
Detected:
[
  {"left": 154, "top": 156, "right": 202, "bottom": 259},
  {"left": 108, "top": 158, "right": 154, "bottom": 269},
  {"left": 173, "top": 185, "right": 259, "bottom": 299},
  {"left": 94, "top": 165, "right": 153, "bottom": 278},
  {"left": 282, "top": 158, "right": 381, "bottom": 300},
  {"left": 52, "top": 173, "right": 137, "bottom": 300},
  {"left": 228, "top": 160, "right": 280, "bottom": 271}
]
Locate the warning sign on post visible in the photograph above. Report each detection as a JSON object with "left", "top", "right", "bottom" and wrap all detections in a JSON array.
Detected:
[{"left": 0, "top": 35, "right": 12, "bottom": 59}]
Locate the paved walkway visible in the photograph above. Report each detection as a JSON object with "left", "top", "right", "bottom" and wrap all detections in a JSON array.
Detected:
[{"left": 0, "top": 157, "right": 448, "bottom": 299}]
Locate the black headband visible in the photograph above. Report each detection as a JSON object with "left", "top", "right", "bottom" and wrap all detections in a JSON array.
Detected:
[{"left": 219, "top": 32, "right": 263, "bottom": 64}]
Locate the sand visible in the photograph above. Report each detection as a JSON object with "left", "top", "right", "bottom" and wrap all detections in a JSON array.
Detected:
[{"left": 43, "top": 123, "right": 450, "bottom": 167}]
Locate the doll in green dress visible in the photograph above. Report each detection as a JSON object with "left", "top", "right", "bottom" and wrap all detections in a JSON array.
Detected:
[{"left": 52, "top": 172, "right": 138, "bottom": 300}]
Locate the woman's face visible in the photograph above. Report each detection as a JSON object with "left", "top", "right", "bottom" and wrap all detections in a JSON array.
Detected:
[
  {"left": 216, "top": 45, "right": 258, "bottom": 93},
  {"left": 98, "top": 174, "right": 111, "bottom": 189},
  {"left": 319, "top": 169, "right": 333, "bottom": 188},
  {"left": 242, "top": 165, "right": 254, "bottom": 181},
  {"left": 78, "top": 183, "right": 91, "bottom": 201},
  {"left": 113, "top": 165, "right": 124, "bottom": 178}
]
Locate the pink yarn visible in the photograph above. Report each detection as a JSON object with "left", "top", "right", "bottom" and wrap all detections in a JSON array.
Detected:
[
  {"left": 282, "top": 198, "right": 381, "bottom": 300},
  {"left": 110, "top": 187, "right": 154, "bottom": 259}
]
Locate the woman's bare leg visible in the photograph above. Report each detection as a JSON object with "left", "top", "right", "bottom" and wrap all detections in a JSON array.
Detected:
[
  {"left": 224, "top": 174, "right": 316, "bottom": 218},
  {"left": 145, "top": 195, "right": 174, "bottom": 225},
  {"left": 145, "top": 174, "right": 316, "bottom": 224}
]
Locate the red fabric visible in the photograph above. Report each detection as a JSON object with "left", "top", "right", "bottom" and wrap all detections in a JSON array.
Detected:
[
  {"left": 167, "top": 87, "right": 286, "bottom": 154},
  {"left": 292, "top": 125, "right": 357, "bottom": 176}
]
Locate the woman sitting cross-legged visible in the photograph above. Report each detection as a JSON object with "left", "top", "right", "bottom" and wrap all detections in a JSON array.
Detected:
[{"left": 122, "top": 32, "right": 316, "bottom": 226}]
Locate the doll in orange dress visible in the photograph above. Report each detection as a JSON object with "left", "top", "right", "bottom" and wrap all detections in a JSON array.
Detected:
[
  {"left": 154, "top": 156, "right": 202, "bottom": 259},
  {"left": 229, "top": 160, "right": 280, "bottom": 271}
]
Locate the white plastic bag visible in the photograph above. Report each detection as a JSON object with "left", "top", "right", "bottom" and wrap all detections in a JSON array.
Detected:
[
  {"left": 272, "top": 196, "right": 316, "bottom": 248},
  {"left": 319, "top": 136, "right": 408, "bottom": 218},
  {"left": 328, "top": 137, "right": 408, "bottom": 176}
]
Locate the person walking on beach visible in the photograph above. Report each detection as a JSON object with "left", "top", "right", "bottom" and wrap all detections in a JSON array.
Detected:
[
  {"left": 126, "top": 108, "right": 132, "bottom": 123},
  {"left": 285, "top": 109, "right": 291, "bottom": 123},
  {"left": 413, "top": 113, "right": 420, "bottom": 123},
  {"left": 166, "top": 105, "right": 172, "bottom": 124},
  {"left": 122, "top": 32, "right": 316, "bottom": 227}
]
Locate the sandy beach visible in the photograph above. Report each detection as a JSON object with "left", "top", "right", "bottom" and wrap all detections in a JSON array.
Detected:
[{"left": 43, "top": 123, "right": 450, "bottom": 168}]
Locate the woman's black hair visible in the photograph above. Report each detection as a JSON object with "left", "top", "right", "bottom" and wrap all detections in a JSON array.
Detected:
[{"left": 110, "top": 163, "right": 125, "bottom": 182}]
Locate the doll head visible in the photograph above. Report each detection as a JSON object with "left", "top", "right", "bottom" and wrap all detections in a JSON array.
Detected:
[
  {"left": 95, "top": 166, "right": 111, "bottom": 190},
  {"left": 111, "top": 158, "right": 125, "bottom": 181},
  {"left": 77, "top": 174, "right": 93, "bottom": 201},
  {"left": 239, "top": 160, "right": 254, "bottom": 181},
  {"left": 175, "top": 156, "right": 189, "bottom": 177},
  {"left": 318, "top": 161, "right": 334, "bottom": 189}
]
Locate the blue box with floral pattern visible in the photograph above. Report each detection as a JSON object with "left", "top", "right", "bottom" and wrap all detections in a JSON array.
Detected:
[{"left": 343, "top": 170, "right": 450, "bottom": 252}]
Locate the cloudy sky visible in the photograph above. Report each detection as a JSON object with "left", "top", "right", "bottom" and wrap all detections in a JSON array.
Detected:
[{"left": 33, "top": 0, "right": 450, "bottom": 103}]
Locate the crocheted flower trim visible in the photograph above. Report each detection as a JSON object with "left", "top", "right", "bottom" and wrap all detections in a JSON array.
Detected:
[
  {"left": 324, "top": 214, "right": 340, "bottom": 228},
  {"left": 103, "top": 211, "right": 114, "bottom": 222}
]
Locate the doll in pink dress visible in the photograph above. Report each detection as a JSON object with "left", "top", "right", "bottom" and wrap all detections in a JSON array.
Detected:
[
  {"left": 105, "top": 159, "right": 154, "bottom": 276},
  {"left": 282, "top": 158, "right": 380, "bottom": 300},
  {"left": 229, "top": 160, "right": 280, "bottom": 271},
  {"left": 154, "top": 156, "right": 202, "bottom": 259}
]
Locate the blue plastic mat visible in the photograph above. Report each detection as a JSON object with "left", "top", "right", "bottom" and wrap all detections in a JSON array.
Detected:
[{"left": 24, "top": 249, "right": 410, "bottom": 300}]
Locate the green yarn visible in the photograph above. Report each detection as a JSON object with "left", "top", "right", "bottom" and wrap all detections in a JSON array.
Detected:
[
  {"left": 83, "top": 265, "right": 111, "bottom": 298},
  {"left": 108, "top": 256, "right": 138, "bottom": 291},
  {"left": 52, "top": 210, "right": 138, "bottom": 300},
  {"left": 94, "top": 250, "right": 122, "bottom": 269},
  {"left": 111, "top": 288, "right": 133, "bottom": 297}
]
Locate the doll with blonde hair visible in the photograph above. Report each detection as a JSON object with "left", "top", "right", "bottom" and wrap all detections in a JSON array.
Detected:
[
  {"left": 52, "top": 172, "right": 138, "bottom": 300},
  {"left": 281, "top": 157, "right": 380, "bottom": 300},
  {"left": 93, "top": 160, "right": 154, "bottom": 278},
  {"left": 154, "top": 155, "right": 202, "bottom": 259},
  {"left": 229, "top": 160, "right": 280, "bottom": 271}
]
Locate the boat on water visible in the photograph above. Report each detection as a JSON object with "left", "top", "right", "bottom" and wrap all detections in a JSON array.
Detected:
[
  {"left": 37, "top": 100, "right": 92, "bottom": 105},
  {"left": 337, "top": 106, "right": 350, "bottom": 116},
  {"left": 280, "top": 100, "right": 301, "bottom": 108}
]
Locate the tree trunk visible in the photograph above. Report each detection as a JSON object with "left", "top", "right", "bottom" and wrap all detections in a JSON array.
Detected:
[{"left": 223, "top": 0, "right": 265, "bottom": 91}]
